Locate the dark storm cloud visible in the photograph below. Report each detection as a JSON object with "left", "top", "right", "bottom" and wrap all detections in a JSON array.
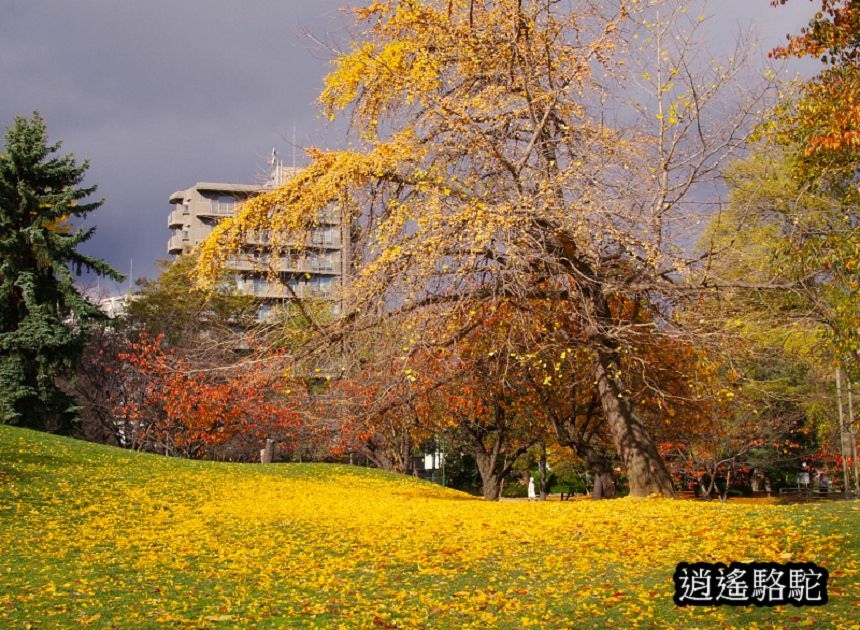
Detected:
[{"left": 0, "top": 0, "right": 818, "bottom": 291}]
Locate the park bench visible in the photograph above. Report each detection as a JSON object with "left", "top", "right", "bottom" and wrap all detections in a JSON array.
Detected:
[
  {"left": 778, "top": 486, "right": 845, "bottom": 500},
  {"left": 779, "top": 487, "right": 812, "bottom": 499}
]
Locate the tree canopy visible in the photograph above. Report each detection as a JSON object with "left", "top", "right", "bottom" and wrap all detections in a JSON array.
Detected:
[
  {"left": 0, "top": 112, "right": 122, "bottom": 432},
  {"left": 197, "top": 0, "right": 771, "bottom": 496},
  {"left": 768, "top": 0, "right": 860, "bottom": 377}
]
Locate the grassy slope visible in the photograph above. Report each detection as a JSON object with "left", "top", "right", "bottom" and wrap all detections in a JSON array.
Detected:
[{"left": 0, "top": 426, "right": 858, "bottom": 629}]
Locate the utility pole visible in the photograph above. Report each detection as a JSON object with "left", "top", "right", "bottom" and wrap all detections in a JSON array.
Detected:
[
  {"left": 837, "top": 368, "right": 851, "bottom": 495},
  {"left": 849, "top": 378, "right": 859, "bottom": 497}
]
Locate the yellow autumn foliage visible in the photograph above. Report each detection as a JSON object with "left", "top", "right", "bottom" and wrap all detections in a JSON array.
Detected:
[{"left": 1, "top": 426, "right": 858, "bottom": 628}]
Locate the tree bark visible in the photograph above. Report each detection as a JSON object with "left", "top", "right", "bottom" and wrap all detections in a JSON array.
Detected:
[
  {"left": 583, "top": 446, "right": 617, "bottom": 500},
  {"left": 592, "top": 472, "right": 615, "bottom": 500},
  {"left": 474, "top": 448, "right": 505, "bottom": 500},
  {"left": 459, "top": 401, "right": 532, "bottom": 500},
  {"left": 538, "top": 443, "right": 549, "bottom": 500},
  {"left": 472, "top": 438, "right": 530, "bottom": 500},
  {"left": 478, "top": 471, "right": 503, "bottom": 501},
  {"left": 549, "top": 400, "right": 619, "bottom": 500},
  {"left": 592, "top": 351, "right": 675, "bottom": 497},
  {"left": 399, "top": 431, "right": 413, "bottom": 475},
  {"left": 554, "top": 229, "right": 676, "bottom": 498}
]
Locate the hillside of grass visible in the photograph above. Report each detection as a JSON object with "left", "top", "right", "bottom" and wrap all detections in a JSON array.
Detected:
[{"left": 1, "top": 425, "right": 858, "bottom": 628}]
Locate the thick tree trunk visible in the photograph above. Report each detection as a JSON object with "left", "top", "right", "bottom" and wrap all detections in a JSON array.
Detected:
[
  {"left": 363, "top": 440, "right": 394, "bottom": 471},
  {"left": 463, "top": 402, "right": 523, "bottom": 500},
  {"left": 538, "top": 444, "right": 549, "bottom": 500},
  {"left": 260, "top": 439, "right": 274, "bottom": 463},
  {"left": 473, "top": 445, "right": 529, "bottom": 500},
  {"left": 586, "top": 450, "right": 618, "bottom": 500},
  {"left": 592, "top": 351, "right": 675, "bottom": 497},
  {"left": 474, "top": 451, "right": 504, "bottom": 500},
  {"left": 399, "top": 431, "right": 413, "bottom": 475},
  {"left": 480, "top": 474, "right": 503, "bottom": 501},
  {"left": 720, "top": 469, "right": 732, "bottom": 503},
  {"left": 592, "top": 472, "right": 616, "bottom": 500},
  {"left": 549, "top": 401, "right": 618, "bottom": 500},
  {"left": 554, "top": 229, "right": 675, "bottom": 498}
]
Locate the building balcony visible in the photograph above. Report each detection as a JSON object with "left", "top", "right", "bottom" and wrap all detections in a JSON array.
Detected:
[
  {"left": 226, "top": 256, "right": 340, "bottom": 276},
  {"left": 226, "top": 258, "right": 261, "bottom": 272},
  {"left": 239, "top": 278, "right": 338, "bottom": 301},
  {"left": 168, "top": 233, "right": 186, "bottom": 255},
  {"left": 237, "top": 231, "right": 342, "bottom": 251},
  {"left": 226, "top": 258, "right": 296, "bottom": 274},
  {"left": 167, "top": 209, "right": 185, "bottom": 229},
  {"left": 243, "top": 231, "right": 272, "bottom": 246},
  {"left": 196, "top": 205, "right": 237, "bottom": 218},
  {"left": 243, "top": 282, "right": 303, "bottom": 300}
]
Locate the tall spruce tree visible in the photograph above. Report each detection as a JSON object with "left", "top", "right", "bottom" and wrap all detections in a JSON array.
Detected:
[{"left": 0, "top": 112, "right": 122, "bottom": 432}]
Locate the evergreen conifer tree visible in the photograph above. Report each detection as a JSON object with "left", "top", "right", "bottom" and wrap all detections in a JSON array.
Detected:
[{"left": 0, "top": 112, "right": 122, "bottom": 432}]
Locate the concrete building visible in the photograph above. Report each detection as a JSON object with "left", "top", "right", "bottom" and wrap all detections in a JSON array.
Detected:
[
  {"left": 167, "top": 163, "right": 346, "bottom": 316},
  {"left": 97, "top": 294, "right": 132, "bottom": 319}
]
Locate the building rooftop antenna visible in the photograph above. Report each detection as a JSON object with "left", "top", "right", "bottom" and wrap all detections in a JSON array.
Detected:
[
  {"left": 292, "top": 126, "right": 297, "bottom": 171},
  {"left": 270, "top": 147, "right": 281, "bottom": 187}
]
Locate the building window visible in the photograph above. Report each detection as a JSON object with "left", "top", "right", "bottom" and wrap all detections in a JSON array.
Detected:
[
  {"left": 311, "top": 276, "right": 334, "bottom": 297},
  {"left": 210, "top": 194, "right": 236, "bottom": 215},
  {"left": 282, "top": 252, "right": 302, "bottom": 269},
  {"left": 321, "top": 204, "right": 339, "bottom": 224},
  {"left": 313, "top": 252, "right": 333, "bottom": 271},
  {"left": 182, "top": 230, "right": 189, "bottom": 241},
  {"left": 312, "top": 227, "right": 334, "bottom": 245},
  {"left": 247, "top": 276, "right": 268, "bottom": 296}
]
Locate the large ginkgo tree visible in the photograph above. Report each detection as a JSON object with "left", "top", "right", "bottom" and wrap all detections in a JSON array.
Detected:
[{"left": 198, "top": 0, "right": 767, "bottom": 496}]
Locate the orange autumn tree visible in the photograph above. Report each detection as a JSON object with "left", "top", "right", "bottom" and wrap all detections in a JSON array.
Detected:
[
  {"left": 413, "top": 306, "right": 544, "bottom": 500},
  {"left": 517, "top": 295, "right": 727, "bottom": 499},
  {"left": 111, "top": 334, "right": 307, "bottom": 459},
  {"left": 198, "top": 0, "right": 768, "bottom": 496},
  {"left": 330, "top": 304, "right": 542, "bottom": 499},
  {"left": 772, "top": 0, "right": 860, "bottom": 64},
  {"left": 656, "top": 340, "right": 830, "bottom": 501},
  {"left": 331, "top": 295, "right": 716, "bottom": 500},
  {"left": 331, "top": 358, "right": 430, "bottom": 473}
]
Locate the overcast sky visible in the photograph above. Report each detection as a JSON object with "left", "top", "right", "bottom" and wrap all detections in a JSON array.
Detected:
[{"left": 0, "top": 0, "right": 820, "bottom": 294}]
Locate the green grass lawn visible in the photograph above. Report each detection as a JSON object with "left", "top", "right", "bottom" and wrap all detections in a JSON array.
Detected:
[{"left": 1, "top": 425, "right": 858, "bottom": 628}]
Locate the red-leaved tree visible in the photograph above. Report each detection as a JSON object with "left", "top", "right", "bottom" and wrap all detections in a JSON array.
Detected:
[{"left": 109, "top": 334, "right": 307, "bottom": 459}]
